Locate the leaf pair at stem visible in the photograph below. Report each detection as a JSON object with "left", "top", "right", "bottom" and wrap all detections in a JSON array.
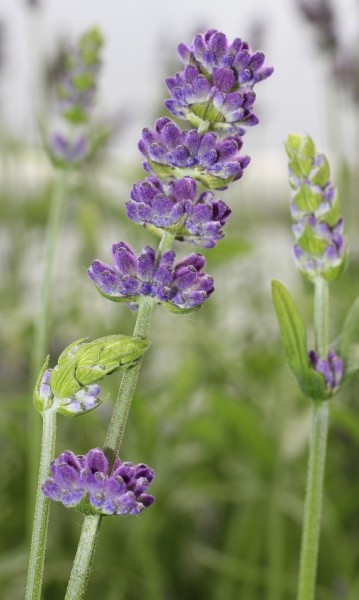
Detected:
[{"left": 272, "top": 279, "right": 359, "bottom": 401}]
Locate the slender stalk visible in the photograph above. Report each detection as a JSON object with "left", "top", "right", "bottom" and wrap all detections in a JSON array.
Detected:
[
  {"left": 25, "top": 403, "right": 58, "bottom": 600},
  {"left": 31, "top": 171, "right": 69, "bottom": 384},
  {"left": 27, "top": 171, "right": 69, "bottom": 538},
  {"left": 297, "top": 277, "right": 330, "bottom": 600},
  {"left": 313, "top": 276, "right": 329, "bottom": 358},
  {"left": 65, "top": 230, "right": 175, "bottom": 600}
]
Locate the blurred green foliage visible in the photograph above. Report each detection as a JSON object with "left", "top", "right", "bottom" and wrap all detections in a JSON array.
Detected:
[
  {"left": 0, "top": 6, "right": 357, "bottom": 596},
  {"left": 2, "top": 112, "right": 359, "bottom": 600}
]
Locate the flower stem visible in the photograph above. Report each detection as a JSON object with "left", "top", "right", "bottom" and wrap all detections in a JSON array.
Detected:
[
  {"left": 25, "top": 404, "right": 58, "bottom": 600},
  {"left": 65, "top": 230, "right": 175, "bottom": 600},
  {"left": 27, "top": 171, "right": 69, "bottom": 539},
  {"left": 297, "top": 277, "right": 330, "bottom": 600}
]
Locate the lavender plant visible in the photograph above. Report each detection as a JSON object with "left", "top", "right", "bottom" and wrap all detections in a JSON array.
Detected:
[
  {"left": 26, "top": 28, "right": 110, "bottom": 600},
  {"left": 272, "top": 134, "right": 359, "bottom": 599},
  {"left": 25, "top": 29, "right": 273, "bottom": 599}
]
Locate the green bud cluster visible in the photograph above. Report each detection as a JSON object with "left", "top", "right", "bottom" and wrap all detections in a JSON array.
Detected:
[{"left": 285, "top": 134, "right": 347, "bottom": 282}]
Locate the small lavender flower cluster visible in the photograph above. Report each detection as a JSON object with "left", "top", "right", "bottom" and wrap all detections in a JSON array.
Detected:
[
  {"left": 89, "top": 242, "right": 214, "bottom": 311},
  {"left": 42, "top": 448, "right": 154, "bottom": 515},
  {"left": 49, "top": 28, "right": 103, "bottom": 166},
  {"left": 138, "top": 117, "right": 250, "bottom": 189},
  {"left": 88, "top": 30, "right": 273, "bottom": 311},
  {"left": 164, "top": 29, "right": 273, "bottom": 134},
  {"left": 285, "top": 134, "right": 347, "bottom": 281},
  {"left": 308, "top": 349, "right": 344, "bottom": 393}
]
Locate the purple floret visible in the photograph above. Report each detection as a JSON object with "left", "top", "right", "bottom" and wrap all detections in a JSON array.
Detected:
[
  {"left": 50, "top": 133, "right": 88, "bottom": 164},
  {"left": 42, "top": 448, "right": 155, "bottom": 516},
  {"left": 88, "top": 242, "right": 214, "bottom": 311},
  {"left": 126, "top": 175, "right": 231, "bottom": 248},
  {"left": 165, "top": 29, "right": 273, "bottom": 132},
  {"left": 292, "top": 215, "right": 346, "bottom": 278},
  {"left": 139, "top": 117, "right": 250, "bottom": 189},
  {"left": 308, "top": 349, "right": 343, "bottom": 393},
  {"left": 44, "top": 451, "right": 85, "bottom": 507}
]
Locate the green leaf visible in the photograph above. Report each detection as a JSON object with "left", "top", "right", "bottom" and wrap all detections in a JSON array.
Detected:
[
  {"left": 75, "top": 335, "right": 150, "bottom": 384},
  {"left": 311, "top": 154, "right": 330, "bottom": 187},
  {"left": 58, "top": 338, "right": 88, "bottom": 365},
  {"left": 285, "top": 133, "right": 315, "bottom": 177},
  {"left": 162, "top": 301, "right": 201, "bottom": 315},
  {"left": 50, "top": 362, "right": 80, "bottom": 399},
  {"left": 294, "top": 184, "right": 322, "bottom": 213},
  {"left": 297, "top": 224, "right": 328, "bottom": 255},
  {"left": 272, "top": 280, "right": 326, "bottom": 399},
  {"left": 63, "top": 104, "right": 89, "bottom": 125},
  {"left": 191, "top": 101, "right": 223, "bottom": 123},
  {"left": 339, "top": 295, "right": 359, "bottom": 377},
  {"left": 72, "top": 72, "right": 95, "bottom": 92},
  {"left": 33, "top": 355, "right": 50, "bottom": 413}
]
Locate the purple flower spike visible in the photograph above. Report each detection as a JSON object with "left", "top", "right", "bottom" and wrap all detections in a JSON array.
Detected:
[
  {"left": 88, "top": 242, "right": 214, "bottom": 312},
  {"left": 126, "top": 175, "right": 231, "bottom": 248},
  {"left": 286, "top": 134, "right": 347, "bottom": 282},
  {"left": 42, "top": 448, "right": 155, "bottom": 516},
  {"left": 139, "top": 118, "right": 250, "bottom": 189},
  {"left": 165, "top": 29, "right": 273, "bottom": 132},
  {"left": 309, "top": 349, "right": 344, "bottom": 394}
]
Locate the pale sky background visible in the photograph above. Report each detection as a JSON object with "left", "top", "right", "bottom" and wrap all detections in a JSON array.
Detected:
[{"left": 0, "top": 0, "right": 358, "bottom": 165}]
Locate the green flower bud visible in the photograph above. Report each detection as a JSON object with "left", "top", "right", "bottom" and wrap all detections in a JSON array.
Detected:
[{"left": 33, "top": 335, "right": 150, "bottom": 415}]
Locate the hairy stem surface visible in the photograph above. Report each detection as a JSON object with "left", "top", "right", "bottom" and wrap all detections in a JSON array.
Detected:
[
  {"left": 297, "top": 277, "right": 330, "bottom": 600},
  {"left": 27, "top": 171, "right": 69, "bottom": 538},
  {"left": 26, "top": 404, "right": 58, "bottom": 600}
]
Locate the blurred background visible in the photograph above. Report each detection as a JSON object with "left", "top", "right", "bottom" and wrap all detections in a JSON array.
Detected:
[{"left": 1, "top": 0, "right": 359, "bottom": 598}]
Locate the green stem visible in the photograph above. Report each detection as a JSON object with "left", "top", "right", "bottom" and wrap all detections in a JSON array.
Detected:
[
  {"left": 314, "top": 277, "right": 329, "bottom": 359},
  {"left": 25, "top": 404, "right": 58, "bottom": 600},
  {"left": 297, "top": 277, "right": 330, "bottom": 600},
  {"left": 31, "top": 171, "right": 69, "bottom": 383},
  {"left": 65, "top": 230, "right": 175, "bottom": 600},
  {"left": 27, "top": 171, "right": 69, "bottom": 539}
]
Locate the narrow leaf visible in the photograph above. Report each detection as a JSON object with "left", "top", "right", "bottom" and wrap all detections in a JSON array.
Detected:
[
  {"left": 272, "top": 280, "right": 326, "bottom": 399},
  {"left": 339, "top": 296, "right": 359, "bottom": 376}
]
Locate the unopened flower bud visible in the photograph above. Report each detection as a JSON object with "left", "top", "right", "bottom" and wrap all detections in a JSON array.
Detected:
[
  {"left": 33, "top": 335, "right": 149, "bottom": 415},
  {"left": 285, "top": 134, "right": 347, "bottom": 281},
  {"left": 308, "top": 349, "right": 344, "bottom": 395}
]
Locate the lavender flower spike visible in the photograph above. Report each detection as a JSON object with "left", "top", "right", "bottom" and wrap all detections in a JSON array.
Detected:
[
  {"left": 165, "top": 29, "right": 273, "bottom": 133},
  {"left": 127, "top": 175, "right": 231, "bottom": 248},
  {"left": 139, "top": 117, "right": 250, "bottom": 189},
  {"left": 88, "top": 242, "right": 214, "bottom": 312},
  {"left": 57, "top": 27, "right": 103, "bottom": 124},
  {"left": 42, "top": 448, "right": 155, "bottom": 515},
  {"left": 309, "top": 349, "right": 344, "bottom": 394},
  {"left": 46, "top": 27, "right": 104, "bottom": 168},
  {"left": 285, "top": 133, "right": 347, "bottom": 281}
]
